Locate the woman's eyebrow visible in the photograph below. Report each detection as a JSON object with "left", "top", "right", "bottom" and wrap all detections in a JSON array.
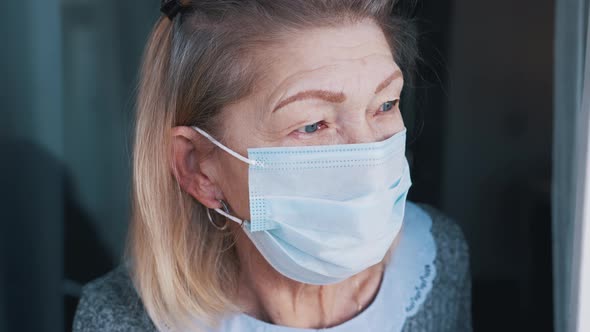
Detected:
[
  {"left": 272, "top": 71, "right": 402, "bottom": 113},
  {"left": 374, "top": 71, "right": 402, "bottom": 94}
]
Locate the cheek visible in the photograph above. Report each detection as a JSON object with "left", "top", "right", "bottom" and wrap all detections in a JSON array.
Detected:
[
  {"left": 371, "top": 110, "right": 405, "bottom": 139},
  {"left": 394, "top": 110, "right": 405, "bottom": 130},
  {"left": 216, "top": 152, "right": 252, "bottom": 219}
]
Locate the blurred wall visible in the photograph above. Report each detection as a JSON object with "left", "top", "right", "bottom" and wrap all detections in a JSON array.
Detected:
[
  {"left": 61, "top": 0, "right": 157, "bottom": 263},
  {"left": 1, "top": 0, "right": 64, "bottom": 331},
  {"left": 1, "top": 0, "right": 159, "bottom": 331}
]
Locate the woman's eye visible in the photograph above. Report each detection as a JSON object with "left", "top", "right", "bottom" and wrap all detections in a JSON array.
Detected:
[
  {"left": 296, "top": 122, "right": 323, "bottom": 134},
  {"left": 379, "top": 99, "right": 399, "bottom": 112}
]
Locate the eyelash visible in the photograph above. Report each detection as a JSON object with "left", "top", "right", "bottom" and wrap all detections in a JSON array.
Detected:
[{"left": 293, "top": 99, "right": 400, "bottom": 136}]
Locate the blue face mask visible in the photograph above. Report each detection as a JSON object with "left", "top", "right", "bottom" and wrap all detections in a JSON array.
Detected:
[{"left": 192, "top": 127, "right": 412, "bottom": 285}]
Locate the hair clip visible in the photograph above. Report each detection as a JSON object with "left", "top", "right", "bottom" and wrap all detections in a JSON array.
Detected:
[{"left": 160, "top": 0, "right": 184, "bottom": 20}]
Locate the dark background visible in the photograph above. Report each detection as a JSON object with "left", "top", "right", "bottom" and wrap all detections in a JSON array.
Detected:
[
  {"left": 0, "top": 0, "right": 554, "bottom": 331},
  {"left": 407, "top": 1, "right": 554, "bottom": 331}
]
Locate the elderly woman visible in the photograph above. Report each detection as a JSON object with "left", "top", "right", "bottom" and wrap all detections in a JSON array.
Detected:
[{"left": 73, "top": 0, "right": 471, "bottom": 331}]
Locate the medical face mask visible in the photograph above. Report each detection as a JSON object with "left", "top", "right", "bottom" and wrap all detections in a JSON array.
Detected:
[{"left": 192, "top": 126, "right": 412, "bottom": 285}]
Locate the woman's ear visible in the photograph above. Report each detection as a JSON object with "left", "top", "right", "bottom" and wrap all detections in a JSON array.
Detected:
[{"left": 170, "top": 126, "right": 223, "bottom": 210}]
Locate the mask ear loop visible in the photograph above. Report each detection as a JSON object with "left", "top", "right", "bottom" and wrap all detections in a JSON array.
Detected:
[
  {"left": 206, "top": 200, "right": 247, "bottom": 229},
  {"left": 192, "top": 126, "right": 254, "bottom": 230},
  {"left": 192, "top": 126, "right": 262, "bottom": 167},
  {"left": 208, "top": 200, "right": 250, "bottom": 229}
]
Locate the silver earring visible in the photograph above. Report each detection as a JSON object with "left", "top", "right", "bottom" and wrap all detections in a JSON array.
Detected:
[{"left": 206, "top": 200, "right": 230, "bottom": 231}]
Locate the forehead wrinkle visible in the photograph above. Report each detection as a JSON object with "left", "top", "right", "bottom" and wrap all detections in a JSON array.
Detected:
[{"left": 265, "top": 53, "right": 395, "bottom": 110}]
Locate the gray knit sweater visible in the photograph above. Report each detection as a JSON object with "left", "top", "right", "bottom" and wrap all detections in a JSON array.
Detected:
[{"left": 72, "top": 204, "right": 472, "bottom": 331}]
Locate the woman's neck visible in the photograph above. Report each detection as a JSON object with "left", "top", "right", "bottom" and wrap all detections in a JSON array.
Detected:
[
  {"left": 237, "top": 260, "right": 385, "bottom": 329},
  {"left": 233, "top": 233, "right": 400, "bottom": 329}
]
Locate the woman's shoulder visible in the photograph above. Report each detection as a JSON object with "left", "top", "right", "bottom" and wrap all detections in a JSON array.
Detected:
[
  {"left": 410, "top": 202, "right": 469, "bottom": 282},
  {"left": 72, "top": 264, "right": 157, "bottom": 332},
  {"left": 401, "top": 202, "right": 472, "bottom": 331},
  {"left": 410, "top": 202, "right": 470, "bottom": 271}
]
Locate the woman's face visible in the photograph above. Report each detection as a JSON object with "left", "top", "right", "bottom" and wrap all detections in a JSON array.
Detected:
[{"left": 211, "top": 18, "right": 405, "bottom": 219}]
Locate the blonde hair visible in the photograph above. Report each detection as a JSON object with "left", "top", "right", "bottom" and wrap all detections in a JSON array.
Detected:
[{"left": 128, "top": 0, "right": 418, "bottom": 330}]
